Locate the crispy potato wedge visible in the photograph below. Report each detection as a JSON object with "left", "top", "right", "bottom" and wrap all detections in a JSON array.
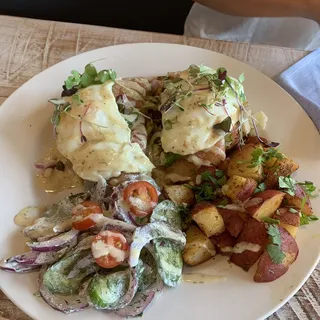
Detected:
[
  {"left": 285, "top": 184, "right": 313, "bottom": 216},
  {"left": 210, "top": 231, "right": 236, "bottom": 255},
  {"left": 244, "top": 190, "right": 285, "bottom": 220},
  {"left": 222, "top": 175, "right": 257, "bottom": 201},
  {"left": 183, "top": 225, "right": 216, "bottom": 266},
  {"left": 192, "top": 202, "right": 225, "bottom": 237},
  {"left": 163, "top": 185, "right": 194, "bottom": 205},
  {"left": 227, "top": 144, "right": 264, "bottom": 181},
  {"left": 230, "top": 217, "right": 268, "bottom": 271},
  {"left": 264, "top": 157, "right": 299, "bottom": 188},
  {"left": 218, "top": 208, "right": 245, "bottom": 237},
  {"left": 254, "top": 227, "right": 299, "bottom": 282},
  {"left": 272, "top": 208, "right": 300, "bottom": 238}
]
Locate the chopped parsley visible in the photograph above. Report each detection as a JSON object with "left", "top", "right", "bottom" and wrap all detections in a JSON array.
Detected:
[
  {"left": 300, "top": 214, "right": 319, "bottom": 226},
  {"left": 263, "top": 217, "right": 280, "bottom": 224},
  {"left": 254, "top": 182, "right": 266, "bottom": 194},
  {"left": 298, "top": 181, "right": 318, "bottom": 198},
  {"left": 244, "top": 147, "right": 284, "bottom": 168},
  {"left": 266, "top": 224, "right": 285, "bottom": 264},
  {"left": 278, "top": 176, "right": 296, "bottom": 196},
  {"left": 164, "top": 152, "right": 182, "bottom": 167}
]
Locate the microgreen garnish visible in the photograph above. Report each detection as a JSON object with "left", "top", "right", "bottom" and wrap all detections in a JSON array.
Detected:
[
  {"left": 164, "top": 152, "right": 182, "bottom": 167},
  {"left": 72, "top": 94, "right": 83, "bottom": 105},
  {"left": 278, "top": 176, "right": 296, "bottom": 196},
  {"left": 266, "top": 224, "right": 285, "bottom": 264},
  {"left": 63, "top": 63, "right": 116, "bottom": 94},
  {"left": 300, "top": 214, "right": 319, "bottom": 226},
  {"left": 213, "top": 116, "right": 232, "bottom": 133},
  {"left": 263, "top": 217, "right": 280, "bottom": 224},
  {"left": 254, "top": 182, "right": 266, "bottom": 193},
  {"left": 48, "top": 99, "right": 71, "bottom": 136}
]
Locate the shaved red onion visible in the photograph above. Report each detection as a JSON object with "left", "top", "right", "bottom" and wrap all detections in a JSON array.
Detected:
[
  {"left": 39, "top": 267, "right": 88, "bottom": 314},
  {"left": 67, "top": 254, "right": 96, "bottom": 279},
  {"left": 0, "top": 259, "right": 40, "bottom": 273},
  {"left": 27, "top": 229, "right": 79, "bottom": 252},
  {"left": 34, "top": 160, "right": 57, "bottom": 170}
]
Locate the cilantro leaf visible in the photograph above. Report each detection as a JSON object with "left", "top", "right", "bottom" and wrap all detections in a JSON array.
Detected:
[
  {"left": 267, "top": 224, "right": 282, "bottom": 246},
  {"left": 298, "top": 181, "right": 318, "bottom": 198},
  {"left": 300, "top": 214, "right": 319, "bottom": 226},
  {"left": 164, "top": 152, "right": 182, "bottom": 167},
  {"left": 215, "top": 169, "right": 224, "bottom": 178},
  {"left": 266, "top": 244, "right": 285, "bottom": 264},
  {"left": 278, "top": 176, "right": 296, "bottom": 196},
  {"left": 247, "top": 147, "right": 284, "bottom": 168},
  {"left": 263, "top": 217, "right": 280, "bottom": 224},
  {"left": 254, "top": 182, "right": 266, "bottom": 193},
  {"left": 238, "top": 73, "right": 245, "bottom": 83}
]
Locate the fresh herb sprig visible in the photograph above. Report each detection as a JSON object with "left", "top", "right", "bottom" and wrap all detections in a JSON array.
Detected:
[
  {"left": 64, "top": 63, "right": 117, "bottom": 93},
  {"left": 278, "top": 176, "right": 296, "bottom": 196},
  {"left": 266, "top": 224, "right": 285, "bottom": 264},
  {"left": 254, "top": 182, "right": 266, "bottom": 193},
  {"left": 300, "top": 214, "right": 319, "bottom": 226},
  {"left": 242, "top": 147, "right": 284, "bottom": 168},
  {"left": 298, "top": 181, "right": 319, "bottom": 198}
]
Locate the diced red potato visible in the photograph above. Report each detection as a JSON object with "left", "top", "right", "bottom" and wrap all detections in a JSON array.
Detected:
[
  {"left": 272, "top": 208, "right": 300, "bottom": 238},
  {"left": 210, "top": 231, "right": 236, "bottom": 255},
  {"left": 285, "top": 184, "right": 313, "bottom": 216},
  {"left": 230, "top": 217, "right": 268, "bottom": 271},
  {"left": 244, "top": 190, "right": 285, "bottom": 220},
  {"left": 218, "top": 208, "right": 245, "bottom": 237},
  {"left": 254, "top": 227, "right": 299, "bottom": 282},
  {"left": 192, "top": 203, "right": 225, "bottom": 237},
  {"left": 192, "top": 139, "right": 226, "bottom": 166},
  {"left": 222, "top": 175, "right": 257, "bottom": 202}
]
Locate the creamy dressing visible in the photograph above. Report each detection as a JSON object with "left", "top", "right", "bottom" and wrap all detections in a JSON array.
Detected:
[
  {"left": 232, "top": 242, "right": 261, "bottom": 254},
  {"left": 56, "top": 82, "right": 154, "bottom": 182},
  {"left": 160, "top": 69, "right": 244, "bottom": 156},
  {"left": 182, "top": 273, "right": 226, "bottom": 284},
  {"left": 36, "top": 148, "right": 82, "bottom": 193},
  {"left": 14, "top": 206, "right": 46, "bottom": 227}
]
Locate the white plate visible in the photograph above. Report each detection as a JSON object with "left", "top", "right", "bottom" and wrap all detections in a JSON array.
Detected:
[{"left": 0, "top": 43, "right": 319, "bottom": 320}]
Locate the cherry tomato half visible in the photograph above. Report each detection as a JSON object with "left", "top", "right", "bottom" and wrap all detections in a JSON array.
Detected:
[
  {"left": 123, "top": 181, "right": 158, "bottom": 217},
  {"left": 72, "top": 200, "right": 103, "bottom": 231},
  {"left": 91, "top": 230, "right": 129, "bottom": 268}
]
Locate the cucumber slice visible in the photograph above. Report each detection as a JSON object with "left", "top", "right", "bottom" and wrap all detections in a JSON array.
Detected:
[
  {"left": 150, "top": 200, "right": 181, "bottom": 230},
  {"left": 43, "top": 250, "right": 98, "bottom": 295}
]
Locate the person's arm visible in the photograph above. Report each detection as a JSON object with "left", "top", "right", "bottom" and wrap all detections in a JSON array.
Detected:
[{"left": 194, "top": 0, "right": 320, "bottom": 21}]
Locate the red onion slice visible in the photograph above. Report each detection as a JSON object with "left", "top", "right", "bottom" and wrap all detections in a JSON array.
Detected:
[
  {"left": 0, "top": 259, "right": 40, "bottom": 273},
  {"left": 27, "top": 229, "right": 79, "bottom": 252},
  {"left": 39, "top": 267, "right": 88, "bottom": 314},
  {"left": 34, "top": 159, "right": 57, "bottom": 170}
]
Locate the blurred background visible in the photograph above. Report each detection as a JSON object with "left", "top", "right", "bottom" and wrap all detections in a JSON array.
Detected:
[{"left": 0, "top": 0, "right": 193, "bottom": 34}]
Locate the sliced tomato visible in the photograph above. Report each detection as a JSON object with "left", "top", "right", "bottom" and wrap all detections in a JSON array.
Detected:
[
  {"left": 123, "top": 181, "right": 158, "bottom": 217},
  {"left": 92, "top": 230, "right": 129, "bottom": 268},
  {"left": 72, "top": 200, "right": 103, "bottom": 231}
]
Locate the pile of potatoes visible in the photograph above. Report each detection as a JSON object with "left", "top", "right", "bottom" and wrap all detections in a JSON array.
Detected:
[{"left": 159, "top": 138, "right": 314, "bottom": 283}]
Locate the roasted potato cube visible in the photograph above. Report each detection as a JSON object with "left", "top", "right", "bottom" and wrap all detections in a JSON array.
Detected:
[
  {"left": 244, "top": 190, "right": 285, "bottom": 220},
  {"left": 192, "top": 202, "right": 225, "bottom": 237},
  {"left": 254, "top": 227, "right": 299, "bottom": 282},
  {"left": 230, "top": 217, "right": 268, "bottom": 271},
  {"left": 227, "top": 144, "right": 263, "bottom": 181},
  {"left": 222, "top": 175, "right": 257, "bottom": 201},
  {"left": 264, "top": 157, "right": 299, "bottom": 188},
  {"left": 272, "top": 208, "right": 300, "bottom": 238},
  {"left": 163, "top": 185, "right": 194, "bottom": 205},
  {"left": 285, "top": 184, "right": 313, "bottom": 216},
  {"left": 165, "top": 159, "right": 197, "bottom": 184},
  {"left": 210, "top": 231, "right": 236, "bottom": 255},
  {"left": 183, "top": 225, "right": 216, "bottom": 266},
  {"left": 218, "top": 208, "right": 245, "bottom": 237}
]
